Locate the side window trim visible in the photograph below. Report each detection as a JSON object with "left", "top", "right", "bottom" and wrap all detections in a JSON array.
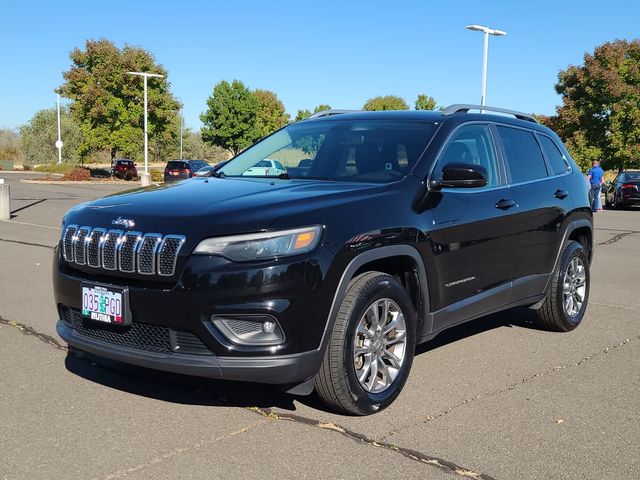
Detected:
[{"left": 428, "top": 121, "right": 507, "bottom": 189}]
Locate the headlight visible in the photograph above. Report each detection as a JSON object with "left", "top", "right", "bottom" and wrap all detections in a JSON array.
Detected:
[{"left": 193, "top": 226, "right": 323, "bottom": 262}]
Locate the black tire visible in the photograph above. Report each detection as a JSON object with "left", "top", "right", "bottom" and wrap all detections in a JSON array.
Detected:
[
  {"left": 314, "top": 272, "right": 417, "bottom": 415},
  {"left": 535, "top": 240, "right": 590, "bottom": 332}
]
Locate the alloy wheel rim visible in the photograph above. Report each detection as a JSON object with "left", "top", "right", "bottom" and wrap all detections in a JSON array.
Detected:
[
  {"left": 562, "top": 257, "right": 586, "bottom": 318},
  {"left": 353, "top": 298, "right": 407, "bottom": 393}
]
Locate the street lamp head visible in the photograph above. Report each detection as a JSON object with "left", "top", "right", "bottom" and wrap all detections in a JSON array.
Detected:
[
  {"left": 126, "top": 71, "right": 164, "bottom": 78},
  {"left": 465, "top": 24, "right": 507, "bottom": 36}
]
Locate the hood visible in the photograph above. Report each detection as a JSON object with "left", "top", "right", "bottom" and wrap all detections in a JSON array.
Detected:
[{"left": 64, "top": 177, "right": 388, "bottom": 237}]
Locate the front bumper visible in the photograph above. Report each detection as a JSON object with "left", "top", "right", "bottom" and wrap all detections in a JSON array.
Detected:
[
  {"left": 53, "top": 244, "right": 338, "bottom": 385},
  {"left": 57, "top": 320, "right": 323, "bottom": 384}
]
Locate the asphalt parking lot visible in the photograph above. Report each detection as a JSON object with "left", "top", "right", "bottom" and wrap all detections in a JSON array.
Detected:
[{"left": 1, "top": 172, "right": 638, "bottom": 480}]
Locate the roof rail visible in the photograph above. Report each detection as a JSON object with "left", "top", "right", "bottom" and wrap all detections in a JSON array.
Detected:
[
  {"left": 443, "top": 104, "right": 538, "bottom": 123},
  {"left": 306, "top": 109, "right": 360, "bottom": 119}
]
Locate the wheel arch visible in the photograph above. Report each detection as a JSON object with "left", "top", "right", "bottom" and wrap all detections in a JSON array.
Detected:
[
  {"left": 323, "top": 246, "right": 431, "bottom": 348},
  {"left": 538, "top": 217, "right": 593, "bottom": 300}
]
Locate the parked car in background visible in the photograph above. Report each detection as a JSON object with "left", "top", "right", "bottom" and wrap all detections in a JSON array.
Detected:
[
  {"left": 192, "top": 161, "right": 230, "bottom": 178},
  {"left": 193, "top": 165, "right": 216, "bottom": 177},
  {"left": 604, "top": 170, "right": 640, "bottom": 209},
  {"left": 164, "top": 160, "right": 209, "bottom": 182},
  {"left": 111, "top": 159, "right": 137, "bottom": 180},
  {"left": 242, "top": 159, "right": 287, "bottom": 177}
]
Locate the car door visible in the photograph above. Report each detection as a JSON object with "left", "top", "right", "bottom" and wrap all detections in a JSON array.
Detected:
[
  {"left": 494, "top": 125, "right": 571, "bottom": 298},
  {"left": 607, "top": 173, "right": 622, "bottom": 204},
  {"left": 426, "top": 123, "right": 517, "bottom": 329}
]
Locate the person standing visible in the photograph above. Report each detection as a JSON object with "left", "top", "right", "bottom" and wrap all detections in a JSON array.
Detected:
[{"left": 587, "top": 160, "right": 605, "bottom": 212}]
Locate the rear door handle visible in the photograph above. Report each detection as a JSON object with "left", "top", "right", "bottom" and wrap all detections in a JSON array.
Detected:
[
  {"left": 495, "top": 199, "right": 516, "bottom": 210},
  {"left": 554, "top": 189, "right": 569, "bottom": 199}
]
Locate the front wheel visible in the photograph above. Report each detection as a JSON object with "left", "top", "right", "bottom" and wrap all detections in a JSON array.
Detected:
[
  {"left": 534, "top": 240, "right": 590, "bottom": 332},
  {"left": 314, "top": 272, "right": 417, "bottom": 415}
]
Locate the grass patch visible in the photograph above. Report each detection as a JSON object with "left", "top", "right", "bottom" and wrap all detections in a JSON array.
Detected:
[{"left": 35, "top": 163, "right": 79, "bottom": 175}]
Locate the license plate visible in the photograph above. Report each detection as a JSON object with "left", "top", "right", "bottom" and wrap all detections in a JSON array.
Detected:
[{"left": 81, "top": 284, "right": 129, "bottom": 325}]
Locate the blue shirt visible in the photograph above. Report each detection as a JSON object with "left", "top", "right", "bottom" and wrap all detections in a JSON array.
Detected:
[{"left": 589, "top": 165, "right": 604, "bottom": 185}]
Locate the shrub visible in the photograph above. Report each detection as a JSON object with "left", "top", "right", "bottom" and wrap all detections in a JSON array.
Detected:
[
  {"left": 150, "top": 169, "right": 164, "bottom": 183},
  {"left": 35, "top": 163, "right": 78, "bottom": 175},
  {"left": 62, "top": 168, "right": 91, "bottom": 181}
]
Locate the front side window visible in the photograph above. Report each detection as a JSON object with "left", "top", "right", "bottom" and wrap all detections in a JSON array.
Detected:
[
  {"left": 218, "top": 120, "right": 438, "bottom": 182},
  {"left": 434, "top": 124, "right": 500, "bottom": 187},
  {"left": 496, "top": 126, "right": 548, "bottom": 183}
]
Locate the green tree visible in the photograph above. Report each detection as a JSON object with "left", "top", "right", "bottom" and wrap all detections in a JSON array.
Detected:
[
  {"left": 415, "top": 94, "right": 437, "bottom": 111},
  {"left": 295, "top": 109, "right": 312, "bottom": 122},
  {"left": 19, "top": 106, "right": 85, "bottom": 167},
  {"left": 294, "top": 104, "right": 333, "bottom": 122},
  {"left": 254, "top": 89, "right": 290, "bottom": 138},
  {"left": 362, "top": 95, "right": 409, "bottom": 111},
  {"left": 0, "top": 129, "right": 21, "bottom": 163},
  {"left": 181, "top": 129, "right": 229, "bottom": 163},
  {"left": 58, "top": 39, "right": 181, "bottom": 161},
  {"left": 553, "top": 39, "right": 640, "bottom": 171},
  {"left": 200, "top": 80, "right": 261, "bottom": 155}
]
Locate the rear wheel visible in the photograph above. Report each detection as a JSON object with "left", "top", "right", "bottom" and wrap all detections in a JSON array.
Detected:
[
  {"left": 314, "top": 272, "right": 417, "bottom": 415},
  {"left": 535, "top": 240, "right": 589, "bottom": 332}
]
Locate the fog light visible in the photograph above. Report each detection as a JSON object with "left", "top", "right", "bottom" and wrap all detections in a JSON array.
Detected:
[
  {"left": 210, "top": 314, "right": 285, "bottom": 346},
  {"left": 262, "top": 320, "right": 276, "bottom": 333}
]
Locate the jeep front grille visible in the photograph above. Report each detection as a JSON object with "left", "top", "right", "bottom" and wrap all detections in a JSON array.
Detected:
[{"left": 62, "top": 224, "right": 185, "bottom": 277}]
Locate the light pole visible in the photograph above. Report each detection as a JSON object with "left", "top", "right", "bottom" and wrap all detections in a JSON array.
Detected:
[
  {"left": 465, "top": 25, "right": 507, "bottom": 108},
  {"left": 127, "top": 71, "right": 164, "bottom": 186},
  {"left": 55, "top": 94, "right": 63, "bottom": 164},
  {"left": 179, "top": 107, "right": 183, "bottom": 160}
]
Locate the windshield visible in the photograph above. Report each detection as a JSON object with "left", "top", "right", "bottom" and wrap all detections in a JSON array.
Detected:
[{"left": 218, "top": 120, "right": 438, "bottom": 182}]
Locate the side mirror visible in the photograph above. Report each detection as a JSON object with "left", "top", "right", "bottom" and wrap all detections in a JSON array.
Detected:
[{"left": 431, "top": 163, "right": 488, "bottom": 189}]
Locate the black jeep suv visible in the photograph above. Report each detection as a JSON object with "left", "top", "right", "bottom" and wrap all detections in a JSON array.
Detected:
[{"left": 53, "top": 105, "right": 593, "bottom": 415}]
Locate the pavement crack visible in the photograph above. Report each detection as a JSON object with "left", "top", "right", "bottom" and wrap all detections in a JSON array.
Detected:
[
  {"left": 383, "top": 334, "right": 640, "bottom": 440},
  {"left": 0, "top": 237, "right": 55, "bottom": 249},
  {"left": 94, "top": 419, "right": 267, "bottom": 480},
  {"left": 246, "top": 407, "right": 496, "bottom": 479},
  {"left": 0, "top": 315, "right": 67, "bottom": 351},
  {"left": 596, "top": 231, "right": 637, "bottom": 246}
]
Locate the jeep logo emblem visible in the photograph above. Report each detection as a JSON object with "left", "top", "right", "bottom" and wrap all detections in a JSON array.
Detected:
[{"left": 111, "top": 217, "right": 135, "bottom": 228}]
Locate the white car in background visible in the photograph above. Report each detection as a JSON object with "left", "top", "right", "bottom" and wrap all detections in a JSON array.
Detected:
[{"left": 242, "top": 159, "right": 287, "bottom": 177}]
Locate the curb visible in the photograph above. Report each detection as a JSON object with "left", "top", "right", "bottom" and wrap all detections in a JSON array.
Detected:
[{"left": 20, "top": 179, "right": 161, "bottom": 185}]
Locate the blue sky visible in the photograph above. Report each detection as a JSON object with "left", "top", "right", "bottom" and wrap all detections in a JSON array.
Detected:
[{"left": 1, "top": 0, "right": 638, "bottom": 131}]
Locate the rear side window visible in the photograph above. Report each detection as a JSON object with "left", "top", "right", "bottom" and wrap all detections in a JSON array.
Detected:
[
  {"left": 539, "top": 135, "right": 569, "bottom": 175},
  {"left": 496, "top": 126, "right": 548, "bottom": 183}
]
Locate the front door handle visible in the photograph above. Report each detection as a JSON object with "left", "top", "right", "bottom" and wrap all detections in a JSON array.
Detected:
[
  {"left": 554, "top": 189, "right": 569, "bottom": 199},
  {"left": 495, "top": 199, "right": 516, "bottom": 210}
]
